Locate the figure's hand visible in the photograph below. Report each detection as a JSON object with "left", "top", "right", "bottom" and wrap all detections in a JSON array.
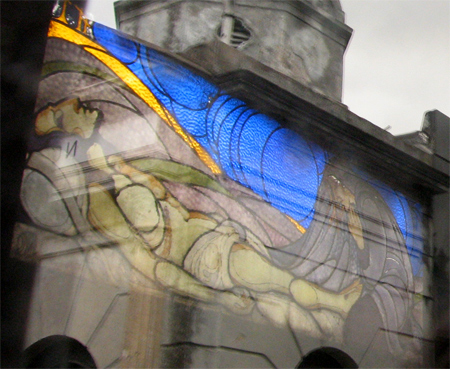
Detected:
[
  {"left": 329, "top": 176, "right": 364, "bottom": 250},
  {"left": 87, "top": 143, "right": 114, "bottom": 174},
  {"left": 108, "top": 155, "right": 167, "bottom": 200}
]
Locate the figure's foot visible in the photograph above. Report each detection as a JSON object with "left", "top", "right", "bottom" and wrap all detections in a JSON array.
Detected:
[{"left": 290, "top": 279, "right": 362, "bottom": 318}]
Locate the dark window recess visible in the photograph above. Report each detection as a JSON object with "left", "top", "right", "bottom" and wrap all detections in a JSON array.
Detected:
[
  {"left": 65, "top": 3, "right": 80, "bottom": 29},
  {"left": 52, "top": 3, "right": 63, "bottom": 18},
  {"left": 218, "top": 15, "right": 251, "bottom": 48},
  {"left": 297, "top": 348, "right": 358, "bottom": 369},
  {"left": 22, "top": 335, "right": 97, "bottom": 368}
]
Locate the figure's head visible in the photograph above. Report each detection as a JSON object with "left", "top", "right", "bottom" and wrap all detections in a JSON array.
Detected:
[{"left": 35, "top": 97, "right": 100, "bottom": 138}]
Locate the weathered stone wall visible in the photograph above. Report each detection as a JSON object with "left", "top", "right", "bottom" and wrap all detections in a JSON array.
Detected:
[
  {"left": 115, "top": 0, "right": 352, "bottom": 101},
  {"left": 9, "top": 3, "right": 449, "bottom": 368}
]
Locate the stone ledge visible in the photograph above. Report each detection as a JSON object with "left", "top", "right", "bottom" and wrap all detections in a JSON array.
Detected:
[{"left": 182, "top": 40, "right": 449, "bottom": 193}]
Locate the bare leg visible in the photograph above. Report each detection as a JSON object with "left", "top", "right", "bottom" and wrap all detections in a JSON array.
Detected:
[
  {"left": 88, "top": 183, "right": 253, "bottom": 314},
  {"left": 229, "top": 244, "right": 362, "bottom": 317},
  {"left": 229, "top": 244, "right": 293, "bottom": 294},
  {"left": 87, "top": 148, "right": 253, "bottom": 314},
  {"left": 155, "top": 261, "right": 254, "bottom": 314},
  {"left": 87, "top": 144, "right": 362, "bottom": 317}
]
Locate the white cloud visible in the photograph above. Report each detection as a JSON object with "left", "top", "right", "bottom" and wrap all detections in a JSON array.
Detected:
[{"left": 342, "top": 0, "right": 450, "bottom": 134}]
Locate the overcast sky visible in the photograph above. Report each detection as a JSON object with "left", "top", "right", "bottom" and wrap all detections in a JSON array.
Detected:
[{"left": 85, "top": 0, "right": 449, "bottom": 136}]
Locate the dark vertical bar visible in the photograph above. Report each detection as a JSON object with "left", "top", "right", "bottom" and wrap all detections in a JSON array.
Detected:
[
  {"left": 1, "top": 1, "right": 54, "bottom": 367},
  {"left": 426, "top": 110, "right": 450, "bottom": 367}
]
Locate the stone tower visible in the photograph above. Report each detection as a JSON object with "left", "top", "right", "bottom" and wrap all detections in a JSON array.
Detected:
[{"left": 114, "top": 0, "right": 352, "bottom": 101}]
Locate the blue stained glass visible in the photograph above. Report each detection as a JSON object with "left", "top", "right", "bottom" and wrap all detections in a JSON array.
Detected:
[
  {"left": 205, "top": 97, "right": 238, "bottom": 143},
  {"left": 216, "top": 105, "right": 248, "bottom": 174},
  {"left": 355, "top": 171, "right": 425, "bottom": 275},
  {"left": 372, "top": 184, "right": 415, "bottom": 241},
  {"left": 92, "top": 24, "right": 328, "bottom": 228},
  {"left": 143, "top": 47, "right": 217, "bottom": 111},
  {"left": 202, "top": 96, "right": 326, "bottom": 228},
  {"left": 91, "top": 24, "right": 423, "bottom": 256},
  {"left": 262, "top": 128, "right": 325, "bottom": 226},
  {"left": 92, "top": 23, "right": 138, "bottom": 64},
  {"left": 407, "top": 202, "right": 425, "bottom": 276},
  {"left": 93, "top": 26, "right": 218, "bottom": 139},
  {"left": 229, "top": 110, "right": 259, "bottom": 183}
]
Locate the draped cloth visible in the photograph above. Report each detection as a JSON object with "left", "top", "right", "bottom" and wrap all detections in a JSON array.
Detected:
[{"left": 268, "top": 164, "right": 415, "bottom": 354}]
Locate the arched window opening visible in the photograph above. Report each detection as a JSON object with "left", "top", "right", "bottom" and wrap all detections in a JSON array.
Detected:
[
  {"left": 297, "top": 347, "right": 358, "bottom": 368},
  {"left": 22, "top": 335, "right": 97, "bottom": 368}
]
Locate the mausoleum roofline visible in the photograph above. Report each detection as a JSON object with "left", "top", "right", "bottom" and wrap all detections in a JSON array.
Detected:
[{"left": 176, "top": 39, "right": 447, "bottom": 194}]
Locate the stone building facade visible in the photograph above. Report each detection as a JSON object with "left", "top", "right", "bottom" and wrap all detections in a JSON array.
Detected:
[{"left": 3, "top": 1, "right": 449, "bottom": 368}]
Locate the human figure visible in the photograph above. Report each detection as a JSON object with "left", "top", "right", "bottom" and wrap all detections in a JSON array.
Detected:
[
  {"left": 86, "top": 142, "right": 362, "bottom": 317},
  {"left": 27, "top": 97, "right": 363, "bottom": 318}
]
